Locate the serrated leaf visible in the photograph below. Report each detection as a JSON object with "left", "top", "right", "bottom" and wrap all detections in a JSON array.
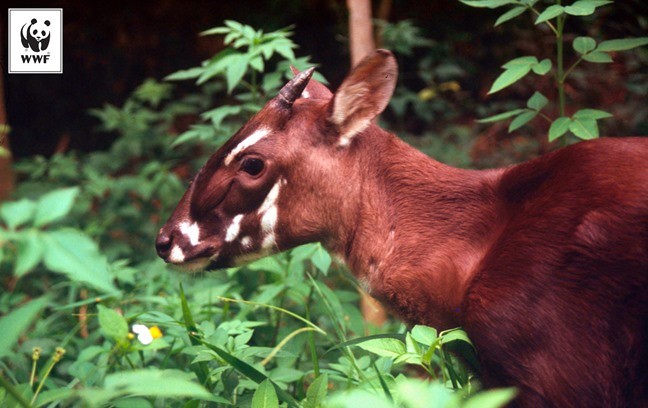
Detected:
[
  {"left": 477, "top": 109, "right": 526, "bottom": 123},
  {"left": 508, "top": 110, "right": 538, "bottom": 132},
  {"left": 252, "top": 379, "right": 279, "bottom": 408},
  {"left": 573, "top": 36, "right": 597, "bottom": 54},
  {"left": 489, "top": 64, "right": 532, "bottom": 94},
  {"left": 549, "top": 117, "right": 572, "bottom": 141},
  {"left": 582, "top": 51, "right": 613, "bottom": 63},
  {"left": 573, "top": 109, "right": 613, "bottom": 120},
  {"left": 0, "top": 296, "right": 48, "bottom": 358},
  {"left": 527, "top": 91, "right": 548, "bottom": 111},
  {"left": 596, "top": 37, "right": 648, "bottom": 52},
  {"left": 98, "top": 305, "right": 129, "bottom": 343},
  {"left": 569, "top": 117, "right": 599, "bottom": 140},
  {"left": 531, "top": 58, "right": 552, "bottom": 75},
  {"left": 42, "top": 228, "right": 117, "bottom": 293},
  {"left": 459, "top": 0, "right": 519, "bottom": 9},
  {"left": 33, "top": 187, "right": 80, "bottom": 227},
  {"left": 0, "top": 199, "right": 36, "bottom": 230},
  {"left": 534, "top": 5, "right": 564, "bottom": 24},
  {"left": 15, "top": 230, "right": 45, "bottom": 277},
  {"left": 495, "top": 6, "right": 527, "bottom": 26}
]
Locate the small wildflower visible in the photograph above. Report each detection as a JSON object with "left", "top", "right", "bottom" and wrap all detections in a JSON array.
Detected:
[
  {"left": 132, "top": 324, "right": 163, "bottom": 345},
  {"left": 52, "top": 347, "right": 66, "bottom": 362},
  {"left": 32, "top": 347, "right": 42, "bottom": 361}
]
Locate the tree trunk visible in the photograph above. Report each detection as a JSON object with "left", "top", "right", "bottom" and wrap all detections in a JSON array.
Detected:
[
  {"left": 346, "top": 0, "right": 388, "bottom": 328},
  {"left": 0, "top": 41, "right": 15, "bottom": 201}
]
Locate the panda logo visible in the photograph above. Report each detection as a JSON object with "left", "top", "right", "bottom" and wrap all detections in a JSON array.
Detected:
[{"left": 20, "top": 18, "right": 51, "bottom": 52}]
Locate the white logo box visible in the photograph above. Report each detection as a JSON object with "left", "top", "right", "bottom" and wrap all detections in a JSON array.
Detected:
[{"left": 8, "top": 8, "right": 63, "bottom": 74}]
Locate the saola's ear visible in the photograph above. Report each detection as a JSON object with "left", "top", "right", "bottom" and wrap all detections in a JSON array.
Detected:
[
  {"left": 290, "top": 66, "right": 333, "bottom": 100},
  {"left": 329, "top": 49, "right": 397, "bottom": 146}
]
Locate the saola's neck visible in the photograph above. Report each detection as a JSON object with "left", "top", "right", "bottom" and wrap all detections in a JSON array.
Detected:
[{"left": 340, "top": 127, "right": 504, "bottom": 329}]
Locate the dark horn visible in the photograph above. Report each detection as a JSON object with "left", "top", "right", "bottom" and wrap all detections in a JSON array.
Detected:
[{"left": 277, "top": 67, "right": 315, "bottom": 108}]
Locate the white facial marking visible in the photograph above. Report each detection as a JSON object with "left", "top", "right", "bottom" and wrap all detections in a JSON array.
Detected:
[
  {"left": 169, "top": 245, "right": 186, "bottom": 263},
  {"left": 180, "top": 221, "right": 201, "bottom": 246},
  {"left": 225, "top": 214, "right": 244, "bottom": 242},
  {"left": 261, "top": 233, "right": 276, "bottom": 249},
  {"left": 224, "top": 128, "right": 271, "bottom": 166},
  {"left": 261, "top": 206, "right": 277, "bottom": 233},
  {"left": 302, "top": 89, "right": 311, "bottom": 99},
  {"left": 257, "top": 180, "right": 283, "bottom": 248},
  {"left": 258, "top": 181, "right": 281, "bottom": 214},
  {"left": 240, "top": 236, "right": 252, "bottom": 249}
]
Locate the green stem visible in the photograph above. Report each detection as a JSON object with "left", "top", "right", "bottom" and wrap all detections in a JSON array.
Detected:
[
  {"left": 529, "top": 6, "right": 558, "bottom": 35},
  {"left": 31, "top": 359, "right": 57, "bottom": 405},
  {"left": 563, "top": 57, "right": 583, "bottom": 83},
  {"left": 556, "top": 13, "right": 566, "bottom": 119},
  {"left": 0, "top": 373, "right": 31, "bottom": 408},
  {"left": 305, "top": 298, "right": 320, "bottom": 378}
]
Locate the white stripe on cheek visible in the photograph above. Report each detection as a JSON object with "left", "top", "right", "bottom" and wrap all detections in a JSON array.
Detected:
[
  {"left": 224, "top": 128, "right": 271, "bottom": 166},
  {"left": 225, "top": 214, "right": 244, "bottom": 242},
  {"left": 261, "top": 206, "right": 277, "bottom": 233},
  {"left": 180, "top": 222, "right": 201, "bottom": 246},
  {"left": 261, "top": 233, "right": 276, "bottom": 249},
  {"left": 169, "top": 245, "right": 186, "bottom": 263}
]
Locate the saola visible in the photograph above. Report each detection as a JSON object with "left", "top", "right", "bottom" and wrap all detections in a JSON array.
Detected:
[{"left": 157, "top": 50, "right": 647, "bottom": 407}]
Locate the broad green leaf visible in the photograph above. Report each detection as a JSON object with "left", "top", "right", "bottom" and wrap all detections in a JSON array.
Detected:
[
  {"left": 573, "top": 109, "right": 613, "bottom": 120},
  {"left": 411, "top": 325, "right": 438, "bottom": 346},
  {"left": 477, "top": 109, "right": 525, "bottom": 123},
  {"left": 458, "top": 0, "right": 519, "bottom": 9},
  {"left": 531, "top": 58, "right": 552, "bottom": 75},
  {"left": 0, "top": 296, "right": 48, "bottom": 358},
  {"left": 14, "top": 230, "right": 45, "bottom": 277},
  {"left": 164, "top": 67, "right": 203, "bottom": 81},
  {"left": 0, "top": 199, "right": 36, "bottom": 230},
  {"left": 252, "top": 379, "right": 279, "bottom": 408},
  {"left": 596, "top": 37, "right": 648, "bottom": 52},
  {"left": 311, "top": 244, "right": 332, "bottom": 275},
  {"left": 33, "top": 187, "right": 80, "bottom": 227},
  {"left": 201, "top": 105, "right": 242, "bottom": 128},
  {"left": 98, "top": 305, "right": 129, "bottom": 343},
  {"left": 526, "top": 91, "right": 548, "bottom": 111},
  {"left": 464, "top": 388, "right": 518, "bottom": 408},
  {"left": 226, "top": 54, "right": 249, "bottom": 94},
  {"left": 102, "top": 369, "right": 213, "bottom": 400},
  {"left": 549, "top": 117, "right": 572, "bottom": 141},
  {"left": 508, "top": 110, "right": 538, "bottom": 132},
  {"left": 304, "top": 374, "right": 329, "bottom": 408},
  {"left": 440, "top": 328, "right": 474, "bottom": 347},
  {"left": 42, "top": 228, "right": 117, "bottom": 293},
  {"left": 564, "top": 1, "right": 596, "bottom": 16},
  {"left": 534, "top": 5, "right": 564, "bottom": 24},
  {"left": 573, "top": 36, "right": 597, "bottom": 54},
  {"left": 356, "top": 338, "right": 406, "bottom": 358},
  {"left": 489, "top": 64, "right": 532, "bottom": 94},
  {"left": 494, "top": 6, "right": 526, "bottom": 26},
  {"left": 582, "top": 51, "right": 613, "bottom": 63},
  {"left": 501, "top": 56, "right": 538, "bottom": 69},
  {"left": 569, "top": 118, "right": 599, "bottom": 140},
  {"left": 3, "top": 383, "right": 34, "bottom": 408},
  {"left": 34, "top": 388, "right": 77, "bottom": 406}
]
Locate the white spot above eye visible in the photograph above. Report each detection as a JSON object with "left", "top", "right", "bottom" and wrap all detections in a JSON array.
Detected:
[
  {"left": 225, "top": 128, "right": 271, "bottom": 166},
  {"left": 169, "top": 245, "right": 185, "bottom": 263},
  {"left": 225, "top": 214, "right": 244, "bottom": 242},
  {"left": 180, "top": 221, "right": 201, "bottom": 246}
]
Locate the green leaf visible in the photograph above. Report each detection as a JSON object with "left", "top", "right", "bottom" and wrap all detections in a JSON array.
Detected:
[
  {"left": 573, "top": 36, "right": 597, "bottom": 54},
  {"left": 440, "top": 328, "right": 474, "bottom": 347},
  {"left": 464, "top": 388, "right": 518, "bottom": 408},
  {"left": 252, "top": 379, "right": 279, "bottom": 408},
  {"left": 596, "top": 37, "right": 648, "bottom": 52},
  {"left": 458, "top": 0, "right": 519, "bottom": 9},
  {"left": 14, "top": 230, "right": 45, "bottom": 277},
  {"left": 33, "top": 187, "right": 80, "bottom": 227},
  {"left": 477, "top": 109, "right": 526, "bottom": 123},
  {"left": 582, "top": 51, "right": 613, "bottom": 63},
  {"left": 489, "top": 64, "right": 532, "bottom": 94},
  {"left": 311, "top": 244, "right": 332, "bottom": 275},
  {"left": 42, "top": 228, "right": 117, "bottom": 293},
  {"left": 0, "top": 296, "right": 48, "bottom": 358},
  {"left": 531, "top": 58, "right": 552, "bottom": 75},
  {"left": 494, "top": 6, "right": 527, "bottom": 26},
  {"left": 501, "top": 56, "right": 538, "bottom": 69},
  {"left": 534, "top": 5, "right": 564, "bottom": 24},
  {"left": 508, "top": 110, "right": 538, "bottom": 132},
  {"left": 564, "top": 1, "right": 596, "bottom": 16},
  {"left": 526, "top": 91, "right": 548, "bottom": 111},
  {"left": 304, "top": 374, "right": 328, "bottom": 408},
  {"left": 226, "top": 54, "right": 249, "bottom": 94},
  {"left": 573, "top": 109, "right": 613, "bottom": 120},
  {"left": 101, "top": 369, "right": 213, "bottom": 401},
  {"left": 411, "top": 325, "right": 438, "bottom": 346},
  {"left": 355, "top": 338, "right": 407, "bottom": 358},
  {"left": 549, "top": 117, "right": 572, "bottom": 141},
  {"left": 98, "top": 305, "right": 129, "bottom": 343},
  {"left": 0, "top": 199, "right": 36, "bottom": 230},
  {"left": 164, "top": 67, "right": 203, "bottom": 81},
  {"left": 569, "top": 117, "right": 599, "bottom": 140}
]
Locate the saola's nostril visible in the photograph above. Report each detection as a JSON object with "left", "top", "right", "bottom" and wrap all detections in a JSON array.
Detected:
[{"left": 155, "top": 232, "right": 173, "bottom": 259}]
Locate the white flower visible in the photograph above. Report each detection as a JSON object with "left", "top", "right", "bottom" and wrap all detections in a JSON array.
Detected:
[{"left": 132, "top": 324, "right": 162, "bottom": 345}]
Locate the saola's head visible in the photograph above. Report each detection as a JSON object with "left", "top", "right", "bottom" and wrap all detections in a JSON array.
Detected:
[{"left": 156, "top": 50, "right": 397, "bottom": 271}]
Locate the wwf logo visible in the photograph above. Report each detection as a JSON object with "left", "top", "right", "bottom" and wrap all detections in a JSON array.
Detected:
[{"left": 21, "top": 18, "right": 51, "bottom": 52}]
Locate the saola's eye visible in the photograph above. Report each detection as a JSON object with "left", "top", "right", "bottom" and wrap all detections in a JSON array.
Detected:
[{"left": 240, "top": 157, "right": 265, "bottom": 176}]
